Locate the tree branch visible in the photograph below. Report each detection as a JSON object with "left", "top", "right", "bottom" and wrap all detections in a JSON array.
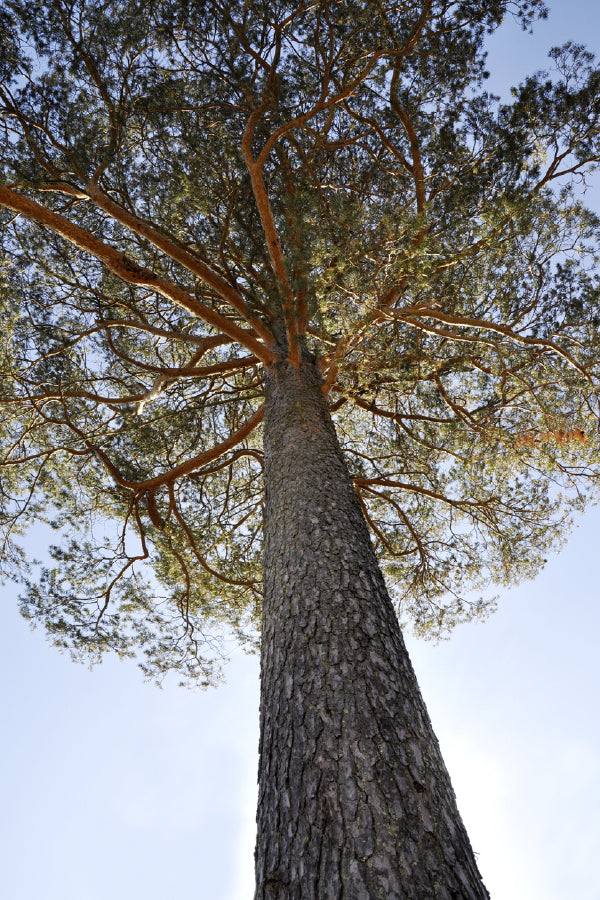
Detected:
[
  {"left": 0, "top": 185, "right": 275, "bottom": 364},
  {"left": 85, "top": 183, "right": 275, "bottom": 346}
]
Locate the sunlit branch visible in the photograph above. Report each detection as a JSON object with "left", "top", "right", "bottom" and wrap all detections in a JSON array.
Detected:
[
  {"left": 394, "top": 307, "right": 593, "bottom": 381},
  {"left": 89, "top": 322, "right": 233, "bottom": 348},
  {"left": 355, "top": 487, "right": 413, "bottom": 558},
  {"left": 169, "top": 488, "right": 262, "bottom": 588},
  {"left": 354, "top": 475, "right": 500, "bottom": 512},
  {"left": 339, "top": 390, "right": 454, "bottom": 425},
  {"left": 0, "top": 185, "right": 275, "bottom": 364},
  {"left": 433, "top": 374, "right": 486, "bottom": 432},
  {"left": 85, "top": 184, "right": 276, "bottom": 346},
  {"left": 70, "top": 403, "right": 265, "bottom": 494},
  {"left": 134, "top": 356, "right": 258, "bottom": 414},
  {"left": 386, "top": 0, "right": 434, "bottom": 215},
  {"left": 359, "top": 483, "right": 428, "bottom": 564},
  {"left": 388, "top": 89, "right": 426, "bottom": 215},
  {"left": 254, "top": 0, "right": 435, "bottom": 169},
  {"left": 242, "top": 108, "right": 300, "bottom": 364},
  {"left": 187, "top": 447, "right": 264, "bottom": 479},
  {"left": 102, "top": 330, "right": 259, "bottom": 381}
]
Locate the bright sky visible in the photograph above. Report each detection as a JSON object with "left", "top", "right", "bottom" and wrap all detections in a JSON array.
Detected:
[{"left": 1, "top": 4, "right": 600, "bottom": 899}]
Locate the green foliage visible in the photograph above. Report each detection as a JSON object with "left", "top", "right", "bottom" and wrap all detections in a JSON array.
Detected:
[{"left": 1, "top": 0, "right": 599, "bottom": 681}]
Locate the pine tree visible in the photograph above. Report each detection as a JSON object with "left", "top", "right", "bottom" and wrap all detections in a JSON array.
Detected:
[{"left": 1, "top": 1, "right": 600, "bottom": 896}]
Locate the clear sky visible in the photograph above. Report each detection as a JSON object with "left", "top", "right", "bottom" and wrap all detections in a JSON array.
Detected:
[{"left": 1, "top": 3, "right": 600, "bottom": 899}]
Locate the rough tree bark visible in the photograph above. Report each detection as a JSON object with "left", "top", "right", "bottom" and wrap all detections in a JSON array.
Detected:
[{"left": 255, "top": 344, "right": 489, "bottom": 900}]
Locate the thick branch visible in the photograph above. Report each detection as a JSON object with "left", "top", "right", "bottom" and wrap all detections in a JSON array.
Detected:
[
  {"left": 78, "top": 404, "right": 265, "bottom": 494},
  {"left": 85, "top": 183, "right": 275, "bottom": 346},
  {"left": 242, "top": 119, "right": 300, "bottom": 364},
  {"left": 0, "top": 186, "right": 275, "bottom": 365}
]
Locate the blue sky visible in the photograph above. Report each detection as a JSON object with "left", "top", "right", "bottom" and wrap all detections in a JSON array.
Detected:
[{"left": 1, "top": 4, "right": 600, "bottom": 899}]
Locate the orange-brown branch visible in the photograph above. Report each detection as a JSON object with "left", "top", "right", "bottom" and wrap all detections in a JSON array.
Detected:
[
  {"left": 394, "top": 306, "right": 591, "bottom": 381},
  {"left": 0, "top": 185, "right": 275, "bottom": 365},
  {"left": 242, "top": 133, "right": 300, "bottom": 364},
  {"left": 85, "top": 184, "right": 275, "bottom": 346},
  {"left": 79, "top": 404, "right": 265, "bottom": 494}
]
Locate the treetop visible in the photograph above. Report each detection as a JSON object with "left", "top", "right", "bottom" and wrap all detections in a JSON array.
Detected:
[{"left": 1, "top": 0, "right": 599, "bottom": 682}]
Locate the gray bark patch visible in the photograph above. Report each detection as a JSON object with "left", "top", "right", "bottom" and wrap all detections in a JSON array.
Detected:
[{"left": 256, "top": 351, "right": 489, "bottom": 899}]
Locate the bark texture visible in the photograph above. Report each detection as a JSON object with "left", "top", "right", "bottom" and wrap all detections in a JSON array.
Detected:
[{"left": 255, "top": 347, "right": 489, "bottom": 900}]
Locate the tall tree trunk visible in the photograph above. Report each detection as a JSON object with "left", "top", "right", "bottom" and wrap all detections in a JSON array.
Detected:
[{"left": 256, "top": 347, "right": 489, "bottom": 900}]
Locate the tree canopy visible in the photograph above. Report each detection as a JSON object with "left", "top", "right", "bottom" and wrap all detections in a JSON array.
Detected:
[{"left": 1, "top": 0, "right": 599, "bottom": 683}]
